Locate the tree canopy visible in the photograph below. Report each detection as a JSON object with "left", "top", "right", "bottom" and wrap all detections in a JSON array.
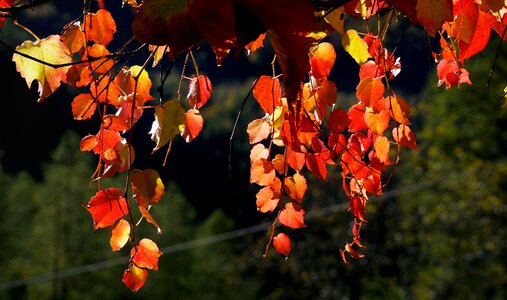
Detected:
[{"left": 0, "top": 0, "right": 506, "bottom": 292}]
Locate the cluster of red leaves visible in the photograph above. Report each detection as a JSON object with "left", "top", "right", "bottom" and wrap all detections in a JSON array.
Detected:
[{"left": 7, "top": 0, "right": 507, "bottom": 292}]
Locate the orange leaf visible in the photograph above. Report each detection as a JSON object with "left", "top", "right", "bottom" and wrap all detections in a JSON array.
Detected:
[
  {"left": 110, "top": 219, "right": 130, "bottom": 251},
  {"left": 286, "top": 147, "right": 306, "bottom": 172},
  {"left": 139, "top": 206, "right": 162, "bottom": 234},
  {"left": 345, "top": 242, "right": 364, "bottom": 259},
  {"left": 389, "top": 95, "right": 411, "bottom": 125},
  {"left": 131, "top": 169, "right": 165, "bottom": 207},
  {"left": 62, "top": 24, "right": 86, "bottom": 53},
  {"left": 182, "top": 108, "right": 204, "bottom": 143},
  {"left": 86, "top": 44, "right": 114, "bottom": 75},
  {"left": 83, "top": 9, "right": 117, "bottom": 46},
  {"left": 71, "top": 93, "right": 96, "bottom": 120},
  {"left": 364, "top": 107, "right": 390, "bottom": 135},
  {"left": 245, "top": 33, "right": 266, "bottom": 54},
  {"left": 253, "top": 75, "right": 282, "bottom": 114},
  {"left": 356, "top": 78, "right": 385, "bottom": 107},
  {"left": 310, "top": 42, "right": 336, "bottom": 79},
  {"left": 373, "top": 136, "right": 390, "bottom": 164},
  {"left": 86, "top": 188, "right": 128, "bottom": 230},
  {"left": 256, "top": 178, "right": 281, "bottom": 213},
  {"left": 123, "top": 264, "right": 148, "bottom": 292},
  {"left": 317, "top": 80, "right": 337, "bottom": 106},
  {"left": 279, "top": 203, "right": 306, "bottom": 229},
  {"left": 247, "top": 117, "right": 271, "bottom": 144},
  {"left": 80, "top": 135, "right": 98, "bottom": 151},
  {"left": 271, "top": 154, "right": 286, "bottom": 174},
  {"left": 250, "top": 143, "right": 270, "bottom": 163},
  {"left": 436, "top": 59, "right": 472, "bottom": 89},
  {"left": 187, "top": 75, "right": 212, "bottom": 109},
  {"left": 131, "top": 238, "right": 162, "bottom": 271},
  {"left": 393, "top": 124, "right": 417, "bottom": 150},
  {"left": 273, "top": 233, "right": 291, "bottom": 257},
  {"left": 283, "top": 173, "right": 307, "bottom": 203},
  {"left": 250, "top": 158, "right": 276, "bottom": 186}
]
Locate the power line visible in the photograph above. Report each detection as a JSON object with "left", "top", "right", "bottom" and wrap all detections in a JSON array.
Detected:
[{"left": 0, "top": 180, "right": 436, "bottom": 290}]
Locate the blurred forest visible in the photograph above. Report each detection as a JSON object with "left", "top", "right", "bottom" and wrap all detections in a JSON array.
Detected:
[{"left": 0, "top": 1, "right": 506, "bottom": 299}]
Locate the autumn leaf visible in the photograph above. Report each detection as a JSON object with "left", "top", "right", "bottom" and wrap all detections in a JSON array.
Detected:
[
  {"left": 317, "top": 80, "right": 338, "bottom": 106},
  {"left": 310, "top": 42, "right": 336, "bottom": 79},
  {"left": 131, "top": 238, "right": 162, "bottom": 271},
  {"left": 250, "top": 143, "right": 270, "bottom": 163},
  {"left": 273, "top": 233, "right": 291, "bottom": 257},
  {"left": 62, "top": 24, "right": 86, "bottom": 53},
  {"left": 348, "top": 104, "right": 367, "bottom": 132},
  {"left": 256, "top": 178, "right": 281, "bottom": 213},
  {"left": 250, "top": 158, "right": 276, "bottom": 186},
  {"left": 252, "top": 75, "right": 282, "bottom": 114},
  {"left": 149, "top": 100, "right": 185, "bottom": 151},
  {"left": 0, "top": 0, "right": 13, "bottom": 28},
  {"left": 71, "top": 93, "right": 96, "bottom": 120},
  {"left": 110, "top": 219, "right": 130, "bottom": 251},
  {"left": 13, "top": 35, "right": 72, "bottom": 102},
  {"left": 356, "top": 78, "right": 385, "bottom": 107},
  {"left": 283, "top": 173, "right": 307, "bottom": 203},
  {"left": 123, "top": 264, "right": 148, "bottom": 292},
  {"left": 437, "top": 59, "right": 472, "bottom": 89},
  {"left": 86, "top": 188, "right": 128, "bottom": 230},
  {"left": 364, "top": 107, "right": 390, "bottom": 135},
  {"left": 83, "top": 9, "right": 117, "bottom": 46},
  {"left": 393, "top": 124, "right": 417, "bottom": 150},
  {"left": 131, "top": 169, "right": 165, "bottom": 207},
  {"left": 341, "top": 29, "right": 371, "bottom": 65},
  {"left": 181, "top": 108, "right": 204, "bottom": 143},
  {"left": 279, "top": 202, "right": 306, "bottom": 229},
  {"left": 305, "top": 153, "right": 327, "bottom": 180},
  {"left": 247, "top": 117, "right": 271, "bottom": 144},
  {"left": 187, "top": 75, "right": 212, "bottom": 109},
  {"left": 389, "top": 95, "right": 411, "bottom": 124},
  {"left": 374, "top": 136, "right": 390, "bottom": 164},
  {"left": 139, "top": 206, "right": 162, "bottom": 234}
]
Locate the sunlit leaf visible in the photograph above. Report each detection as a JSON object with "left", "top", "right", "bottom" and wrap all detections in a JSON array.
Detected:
[
  {"left": 279, "top": 202, "right": 306, "bottom": 229},
  {"left": 131, "top": 238, "right": 162, "bottom": 271},
  {"left": 86, "top": 188, "right": 128, "bottom": 230},
  {"left": 132, "top": 169, "right": 165, "bottom": 207},
  {"left": 253, "top": 75, "right": 282, "bottom": 114},
  {"left": 110, "top": 219, "right": 130, "bottom": 251},
  {"left": 123, "top": 264, "right": 148, "bottom": 292},
  {"left": 273, "top": 233, "right": 291, "bottom": 257},
  {"left": 247, "top": 117, "right": 271, "bottom": 144},
  {"left": 83, "top": 9, "right": 117, "bottom": 46},
  {"left": 71, "top": 93, "right": 96, "bottom": 120},
  {"left": 182, "top": 108, "right": 204, "bottom": 143},
  {"left": 341, "top": 29, "right": 371, "bottom": 65},
  {"left": 283, "top": 173, "right": 307, "bottom": 203},
  {"left": 310, "top": 42, "right": 336, "bottom": 79},
  {"left": 13, "top": 35, "right": 72, "bottom": 102},
  {"left": 149, "top": 100, "right": 185, "bottom": 151},
  {"left": 392, "top": 124, "right": 417, "bottom": 150},
  {"left": 187, "top": 75, "right": 212, "bottom": 109}
]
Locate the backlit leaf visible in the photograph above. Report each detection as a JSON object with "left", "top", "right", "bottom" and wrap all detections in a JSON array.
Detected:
[
  {"left": 364, "top": 107, "right": 390, "bottom": 135},
  {"left": 86, "top": 188, "right": 128, "bottom": 230},
  {"left": 187, "top": 75, "right": 212, "bottom": 109},
  {"left": 71, "top": 93, "right": 96, "bottom": 120},
  {"left": 131, "top": 169, "right": 165, "bottom": 207},
  {"left": 131, "top": 238, "right": 162, "bottom": 271},
  {"left": 250, "top": 158, "right": 276, "bottom": 186},
  {"left": 83, "top": 9, "right": 117, "bottom": 46},
  {"left": 273, "top": 233, "right": 291, "bottom": 257},
  {"left": 374, "top": 136, "right": 390, "bottom": 164},
  {"left": 389, "top": 95, "right": 411, "bottom": 124},
  {"left": 149, "top": 100, "right": 185, "bottom": 151},
  {"left": 256, "top": 178, "right": 281, "bottom": 213},
  {"left": 253, "top": 75, "right": 282, "bottom": 114},
  {"left": 13, "top": 35, "right": 72, "bottom": 102},
  {"left": 181, "top": 108, "right": 204, "bottom": 143},
  {"left": 283, "top": 173, "right": 307, "bottom": 203},
  {"left": 139, "top": 206, "right": 162, "bottom": 234},
  {"left": 356, "top": 78, "right": 385, "bottom": 107},
  {"left": 341, "top": 29, "right": 371, "bottom": 65},
  {"left": 110, "top": 219, "right": 130, "bottom": 251},
  {"left": 123, "top": 264, "right": 148, "bottom": 292},
  {"left": 247, "top": 117, "right": 271, "bottom": 144},
  {"left": 310, "top": 42, "right": 336, "bottom": 79},
  {"left": 393, "top": 124, "right": 417, "bottom": 150},
  {"left": 279, "top": 202, "right": 306, "bottom": 229},
  {"left": 62, "top": 24, "right": 86, "bottom": 53}
]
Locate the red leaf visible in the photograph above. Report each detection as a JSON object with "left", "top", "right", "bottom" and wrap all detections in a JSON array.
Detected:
[
  {"left": 348, "top": 104, "right": 367, "bottom": 132},
  {"left": 273, "top": 233, "right": 291, "bottom": 257},
  {"left": 436, "top": 59, "right": 472, "bottom": 89},
  {"left": 279, "top": 203, "right": 306, "bottom": 229},
  {"left": 187, "top": 75, "right": 212, "bottom": 109},
  {"left": 139, "top": 206, "right": 162, "bottom": 234},
  {"left": 316, "top": 80, "right": 337, "bottom": 106},
  {"left": 356, "top": 78, "right": 385, "bottom": 107},
  {"left": 131, "top": 238, "right": 162, "bottom": 271},
  {"left": 286, "top": 147, "right": 306, "bottom": 172},
  {"left": 86, "top": 188, "right": 128, "bottom": 230},
  {"left": 389, "top": 95, "right": 411, "bottom": 125},
  {"left": 182, "top": 108, "right": 204, "bottom": 143},
  {"left": 350, "top": 196, "right": 366, "bottom": 222},
  {"left": 252, "top": 75, "right": 282, "bottom": 114},
  {"left": 123, "top": 264, "right": 148, "bottom": 292},
  {"left": 305, "top": 153, "right": 327, "bottom": 181},
  {"left": 110, "top": 219, "right": 130, "bottom": 251},
  {"left": 393, "top": 124, "right": 417, "bottom": 150},
  {"left": 328, "top": 108, "right": 350, "bottom": 133},
  {"left": 310, "top": 42, "right": 336, "bottom": 79},
  {"left": 256, "top": 178, "right": 281, "bottom": 213}
]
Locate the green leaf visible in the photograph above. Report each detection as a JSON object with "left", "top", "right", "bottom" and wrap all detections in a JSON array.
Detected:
[{"left": 341, "top": 30, "right": 371, "bottom": 65}]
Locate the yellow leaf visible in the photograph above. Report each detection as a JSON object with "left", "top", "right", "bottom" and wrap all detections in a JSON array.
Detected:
[
  {"left": 341, "top": 30, "right": 371, "bottom": 65},
  {"left": 149, "top": 100, "right": 185, "bottom": 151},
  {"left": 110, "top": 219, "right": 130, "bottom": 252},
  {"left": 13, "top": 35, "right": 72, "bottom": 102}
]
